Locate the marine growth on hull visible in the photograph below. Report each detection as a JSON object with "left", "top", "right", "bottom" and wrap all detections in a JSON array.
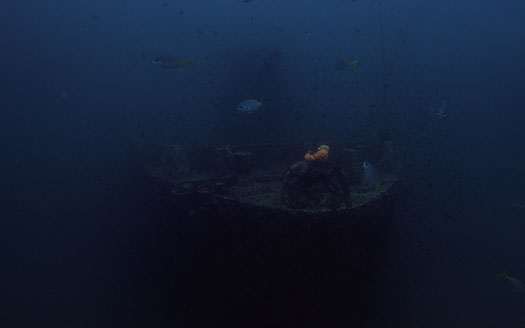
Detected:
[{"left": 138, "top": 139, "right": 402, "bottom": 212}]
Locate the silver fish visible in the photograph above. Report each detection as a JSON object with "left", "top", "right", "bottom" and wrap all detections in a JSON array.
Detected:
[
  {"left": 152, "top": 55, "right": 193, "bottom": 70},
  {"left": 363, "top": 161, "right": 384, "bottom": 196},
  {"left": 236, "top": 99, "right": 263, "bottom": 114}
]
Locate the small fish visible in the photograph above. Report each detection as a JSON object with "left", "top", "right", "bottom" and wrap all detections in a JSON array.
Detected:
[
  {"left": 363, "top": 161, "right": 384, "bottom": 196},
  {"left": 236, "top": 99, "right": 263, "bottom": 114},
  {"left": 343, "top": 58, "right": 359, "bottom": 72},
  {"left": 152, "top": 55, "right": 193, "bottom": 70},
  {"left": 499, "top": 270, "right": 525, "bottom": 293},
  {"left": 513, "top": 202, "right": 525, "bottom": 212},
  {"left": 436, "top": 99, "right": 447, "bottom": 119}
]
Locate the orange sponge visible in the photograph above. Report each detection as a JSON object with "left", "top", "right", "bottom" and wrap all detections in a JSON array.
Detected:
[{"left": 304, "top": 145, "right": 329, "bottom": 163}]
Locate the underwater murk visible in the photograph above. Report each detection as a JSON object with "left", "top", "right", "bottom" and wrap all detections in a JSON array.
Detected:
[{"left": 1, "top": 0, "right": 525, "bottom": 327}]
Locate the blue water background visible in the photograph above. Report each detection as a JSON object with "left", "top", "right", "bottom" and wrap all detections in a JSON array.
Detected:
[{"left": 1, "top": 0, "right": 525, "bottom": 326}]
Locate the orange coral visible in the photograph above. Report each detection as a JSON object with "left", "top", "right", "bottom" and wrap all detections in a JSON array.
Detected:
[{"left": 304, "top": 145, "right": 329, "bottom": 163}]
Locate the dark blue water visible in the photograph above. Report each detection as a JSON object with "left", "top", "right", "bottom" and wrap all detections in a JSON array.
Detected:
[{"left": 1, "top": 0, "right": 525, "bottom": 327}]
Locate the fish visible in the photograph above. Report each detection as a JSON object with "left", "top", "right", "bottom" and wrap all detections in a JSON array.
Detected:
[
  {"left": 363, "top": 161, "right": 384, "bottom": 196},
  {"left": 499, "top": 270, "right": 525, "bottom": 293},
  {"left": 436, "top": 99, "right": 447, "bottom": 119},
  {"left": 513, "top": 202, "right": 525, "bottom": 212},
  {"left": 236, "top": 99, "right": 263, "bottom": 114},
  {"left": 343, "top": 58, "right": 359, "bottom": 72},
  {"left": 152, "top": 55, "right": 193, "bottom": 70}
]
